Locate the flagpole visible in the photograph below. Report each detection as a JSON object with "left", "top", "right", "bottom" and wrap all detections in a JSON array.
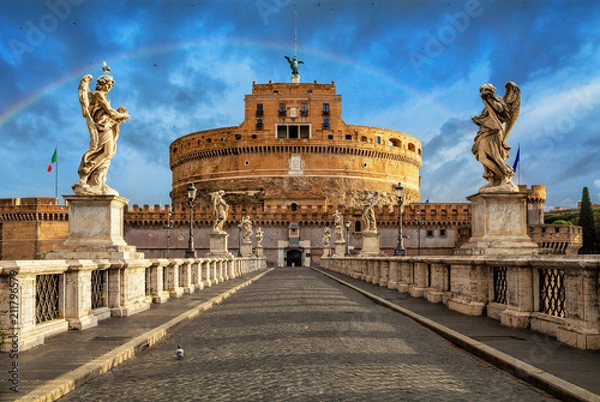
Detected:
[
  {"left": 518, "top": 143, "right": 521, "bottom": 185},
  {"left": 55, "top": 144, "right": 59, "bottom": 202}
]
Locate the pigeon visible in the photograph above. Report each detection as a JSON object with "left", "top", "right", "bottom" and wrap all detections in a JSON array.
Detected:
[
  {"left": 176, "top": 345, "right": 184, "bottom": 360},
  {"left": 102, "top": 61, "right": 111, "bottom": 74}
]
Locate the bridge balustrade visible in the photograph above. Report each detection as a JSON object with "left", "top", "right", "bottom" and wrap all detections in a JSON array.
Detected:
[
  {"left": 0, "top": 256, "right": 264, "bottom": 353},
  {"left": 320, "top": 255, "right": 600, "bottom": 350}
]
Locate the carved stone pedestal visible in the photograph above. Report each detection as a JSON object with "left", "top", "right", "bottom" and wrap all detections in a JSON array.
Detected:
[
  {"left": 333, "top": 240, "right": 346, "bottom": 258},
  {"left": 322, "top": 247, "right": 331, "bottom": 258},
  {"left": 240, "top": 241, "right": 254, "bottom": 257},
  {"left": 45, "top": 195, "right": 143, "bottom": 259},
  {"left": 359, "top": 232, "right": 384, "bottom": 257},
  {"left": 255, "top": 246, "right": 264, "bottom": 258},
  {"left": 206, "top": 232, "right": 234, "bottom": 258},
  {"left": 457, "top": 191, "right": 539, "bottom": 256}
]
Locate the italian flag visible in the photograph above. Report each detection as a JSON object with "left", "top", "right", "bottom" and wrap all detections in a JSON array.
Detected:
[{"left": 47, "top": 148, "right": 57, "bottom": 172}]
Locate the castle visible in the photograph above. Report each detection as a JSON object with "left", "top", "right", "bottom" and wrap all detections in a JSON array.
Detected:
[{"left": 0, "top": 73, "right": 581, "bottom": 264}]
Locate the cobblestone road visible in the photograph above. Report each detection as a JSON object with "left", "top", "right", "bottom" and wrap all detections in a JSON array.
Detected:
[{"left": 60, "top": 267, "right": 557, "bottom": 402}]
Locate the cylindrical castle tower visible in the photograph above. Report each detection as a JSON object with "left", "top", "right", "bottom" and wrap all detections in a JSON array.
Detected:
[{"left": 170, "top": 80, "right": 422, "bottom": 209}]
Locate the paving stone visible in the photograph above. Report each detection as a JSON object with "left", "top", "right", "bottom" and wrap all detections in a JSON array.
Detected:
[{"left": 60, "top": 268, "right": 557, "bottom": 401}]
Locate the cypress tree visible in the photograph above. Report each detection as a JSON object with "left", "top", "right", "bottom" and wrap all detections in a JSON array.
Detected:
[{"left": 578, "top": 187, "right": 596, "bottom": 254}]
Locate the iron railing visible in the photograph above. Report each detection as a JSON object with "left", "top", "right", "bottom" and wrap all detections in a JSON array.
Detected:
[
  {"left": 539, "top": 268, "right": 566, "bottom": 317},
  {"left": 36, "top": 274, "right": 61, "bottom": 323}
]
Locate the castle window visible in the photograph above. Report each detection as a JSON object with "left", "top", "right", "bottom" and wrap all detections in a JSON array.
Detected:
[
  {"left": 235, "top": 134, "right": 242, "bottom": 140},
  {"left": 389, "top": 138, "right": 401, "bottom": 147},
  {"left": 426, "top": 230, "right": 434, "bottom": 238},
  {"left": 291, "top": 203, "right": 298, "bottom": 212},
  {"left": 279, "top": 103, "right": 286, "bottom": 116},
  {"left": 276, "top": 124, "right": 311, "bottom": 139},
  {"left": 328, "top": 134, "right": 334, "bottom": 140},
  {"left": 408, "top": 143, "right": 416, "bottom": 152},
  {"left": 323, "top": 119, "right": 330, "bottom": 129},
  {"left": 256, "top": 119, "right": 263, "bottom": 129},
  {"left": 355, "top": 221, "right": 361, "bottom": 232},
  {"left": 301, "top": 103, "right": 308, "bottom": 116},
  {"left": 376, "top": 136, "right": 382, "bottom": 145},
  {"left": 245, "top": 160, "right": 250, "bottom": 166},
  {"left": 207, "top": 138, "right": 212, "bottom": 143},
  {"left": 440, "top": 229, "right": 447, "bottom": 237},
  {"left": 307, "top": 90, "right": 312, "bottom": 94},
  {"left": 360, "top": 136, "right": 368, "bottom": 142},
  {"left": 251, "top": 134, "right": 257, "bottom": 140},
  {"left": 345, "top": 134, "right": 352, "bottom": 140},
  {"left": 256, "top": 104, "right": 263, "bottom": 117},
  {"left": 322, "top": 103, "right": 330, "bottom": 116}
]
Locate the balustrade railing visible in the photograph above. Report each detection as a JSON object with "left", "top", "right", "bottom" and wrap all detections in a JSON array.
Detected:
[
  {"left": 320, "top": 255, "right": 600, "bottom": 350},
  {"left": 0, "top": 256, "right": 266, "bottom": 353}
]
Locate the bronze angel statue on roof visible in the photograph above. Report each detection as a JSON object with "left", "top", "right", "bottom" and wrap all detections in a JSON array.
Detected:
[
  {"left": 72, "top": 63, "right": 130, "bottom": 196},
  {"left": 284, "top": 55, "right": 303, "bottom": 77},
  {"left": 471, "top": 81, "right": 520, "bottom": 192}
]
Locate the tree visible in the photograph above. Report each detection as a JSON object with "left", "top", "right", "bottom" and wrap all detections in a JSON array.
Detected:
[{"left": 578, "top": 187, "right": 597, "bottom": 254}]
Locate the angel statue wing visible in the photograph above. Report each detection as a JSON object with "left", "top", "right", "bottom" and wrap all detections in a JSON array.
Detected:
[
  {"left": 78, "top": 74, "right": 99, "bottom": 150},
  {"left": 502, "top": 81, "right": 521, "bottom": 141}
]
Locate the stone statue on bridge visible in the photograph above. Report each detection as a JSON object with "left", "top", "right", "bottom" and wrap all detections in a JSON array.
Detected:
[
  {"left": 256, "top": 227, "right": 264, "bottom": 248},
  {"left": 322, "top": 227, "right": 331, "bottom": 248},
  {"left": 241, "top": 215, "right": 253, "bottom": 243},
  {"left": 73, "top": 63, "right": 130, "bottom": 196},
  {"left": 360, "top": 190, "right": 378, "bottom": 233},
  {"left": 211, "top": 190, "right": 229, "bottom": 233},
  {"left": 333, "top": 210, "right": 344, "bottom": 242},
  {"left": 471, "top": 81, "right": 520, "bottom": 192}
]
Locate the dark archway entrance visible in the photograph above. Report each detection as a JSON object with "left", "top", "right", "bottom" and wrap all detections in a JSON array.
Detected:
[{"left": 286, "top": 249, "right": 302, "bottom": 267}]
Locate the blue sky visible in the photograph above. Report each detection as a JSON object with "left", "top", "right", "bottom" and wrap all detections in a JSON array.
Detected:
[{"left": 1, "top": 0, "right": 599, "bottom": 210}]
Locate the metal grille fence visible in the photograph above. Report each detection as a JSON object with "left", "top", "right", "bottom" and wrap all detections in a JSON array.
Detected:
[
  {"left": 539, "top": 268, "right": 566, "bottom": 317},
  {"left": 36, "top": 274, "right": 61, "bottom": 323},
  {"left": 91, "top": 270, "right": 106, "bottom": 309},
  {"left": 493, "top": 266, "right": 508, "bottom": 304}
]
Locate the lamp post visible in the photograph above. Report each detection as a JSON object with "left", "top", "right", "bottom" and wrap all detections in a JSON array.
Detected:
[
  {"left": 164, "top": 211, "right": 173, "bottom": 258},
  {"left": 415, "top": 216, "right": 423, "bottom": 256},
  {"left": 344, "top": 220, "right": 351, "bottom": 257},
  {"left": 394, "top": 182, "right": 407, "bottom": 256},
  {"left": 185, "top": 183, "right": 197, "bottom": 258},
  {"left": 237, "top": 219, "right": 242, "bottom": 257}
]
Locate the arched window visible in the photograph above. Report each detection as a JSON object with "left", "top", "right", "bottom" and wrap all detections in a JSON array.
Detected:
[
  {"left": 354, "top": 220, "right": 362, "bottom": 232},
  {"left": 389, "top": 138, "right": 401, "bottom": 147},
  {"left": 408, "top": 143, "right": 416, "bottom": 152},
  {"left": 291, "top": 203, "right": 298, "bottom": 212}
]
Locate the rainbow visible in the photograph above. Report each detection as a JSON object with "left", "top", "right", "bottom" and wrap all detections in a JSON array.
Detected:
[{"left": 0, "top": 38, "right": 460, "bottom": 131}]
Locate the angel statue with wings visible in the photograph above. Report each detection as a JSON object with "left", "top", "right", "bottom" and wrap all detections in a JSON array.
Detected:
[
  {"left": 284, "top": 55, "right": 304, "bottom": 77},
  {"left": 72, "top": 65, "right": 130, "bottom": 196},
  {"left": 471, "top": 82, "right": 520, "bottom": 192},
  {"left": 211, "top": 190, "right": 229, "bottom": 233}
]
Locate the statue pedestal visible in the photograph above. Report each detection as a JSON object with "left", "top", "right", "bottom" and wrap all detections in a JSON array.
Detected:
[
  {"left": 457, "top": 191, "right": 539, "bottom": 255},
  {"left": 333, "top": 240, "right": 346, "bottom": 258},
  {"left": 255, "top": 246, "right": 264, "bottom": 258},
  {"left": 45, "top": 195, "right": 143, "bottom": 259},
  {"left": 205, "top": 232, "right": 234, "bottom": 258},
  {"left": 240, "top": 241, "right": 254, "bottom": 257},
  {"left": 322, "top": 247, "right": 331, "bottom": 258},
  {"left": 359, "top": 231, "right": 384, "bottom": 257}
]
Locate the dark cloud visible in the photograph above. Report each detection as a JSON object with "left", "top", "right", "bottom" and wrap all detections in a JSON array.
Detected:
[{"left": 0, "top": 0, "right": 599, "bottom": 206}]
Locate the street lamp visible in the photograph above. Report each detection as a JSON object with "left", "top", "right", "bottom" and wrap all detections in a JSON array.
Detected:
[
  {"left": 185, "top": 183, "right": 197, "bottom": 258},
  {"left": 237, "top": 219, "right": 243, "bottom": 257},
  {"left": 415, "top": 216, "right": 423, "bottom": 256},
  {"left": 164, "top": 211, "right": 173, "bottom": 258},
  {"left": 394, "top": 182, "right": 407, "bottom": 256},
  {"left": 344, "top": 220, "right": 351, "bottom": 256}
]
